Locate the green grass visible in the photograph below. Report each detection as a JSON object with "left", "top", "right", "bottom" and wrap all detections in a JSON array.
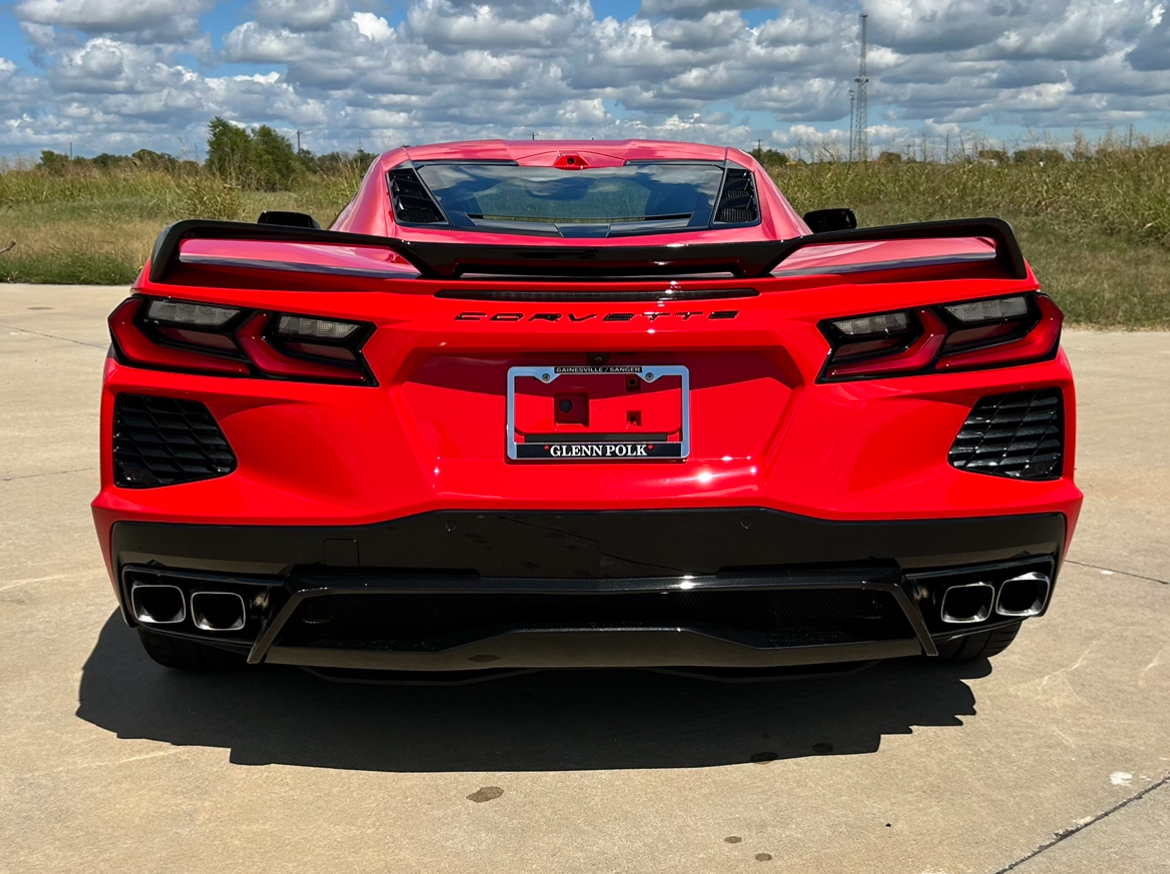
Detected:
[
  {"left": 1, "top": 144, "right": 1168, "bottom": 327},
  {"left": 769, "top": 144, "right": 1170, "bottom": 328},
  {"left": 0, "top": 161, "right": 364, "bottom": 286}
]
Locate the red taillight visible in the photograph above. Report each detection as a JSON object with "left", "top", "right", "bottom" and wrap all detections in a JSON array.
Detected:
[
  {"left": 819, "top": 293, "right": 1061, "bottom": 381},
  {"left": 236, "top": 314, "right": 368, "bottom": 383},
  {"left": 108, "top": 296, "right": 375, "bottom": 384},
  {"left": 936, "top": 295, "right": 1063, "bottom": 371},
  {"left": 824, "top": 309, "right": 948, "bottom": 379},
  {"left": 109, "top": 299, "right": 250, "bottom": 376}
]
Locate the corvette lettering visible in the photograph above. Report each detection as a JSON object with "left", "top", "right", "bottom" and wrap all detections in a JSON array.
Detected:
[{"left": 454, "top": 310, "right": 738, "bottom": 322}]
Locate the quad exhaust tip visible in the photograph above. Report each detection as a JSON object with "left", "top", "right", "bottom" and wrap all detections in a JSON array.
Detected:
[
  {"left": 996, "top": 572, "right": 1051, "bottom": 618},
  {"left": 190, "top": 591, "right": 247, "bottom": 632},
  {"left": 940, "top": 582, "right": 995, "bottom": 624},
  {"left": 130, "top": 583, "right": 186, "bottom": 625}
]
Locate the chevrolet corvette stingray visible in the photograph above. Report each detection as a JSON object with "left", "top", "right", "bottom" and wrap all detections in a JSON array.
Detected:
[{"left": 92, "top": 139, "right": 1081, "bottom": 680}]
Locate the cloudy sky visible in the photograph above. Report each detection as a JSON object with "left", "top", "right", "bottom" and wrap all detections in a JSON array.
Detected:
[{"left": 0, "top": 0, "right": 1168, "bottom": 158}]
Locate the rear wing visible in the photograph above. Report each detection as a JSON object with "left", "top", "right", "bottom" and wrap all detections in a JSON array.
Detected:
[{"left": 148, "top": 217, "right": 1027, "bottom": 284}]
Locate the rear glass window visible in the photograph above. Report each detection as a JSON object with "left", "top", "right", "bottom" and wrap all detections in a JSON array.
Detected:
[{"left": 413, "top": 163, "right": 727, "bottom": 237}]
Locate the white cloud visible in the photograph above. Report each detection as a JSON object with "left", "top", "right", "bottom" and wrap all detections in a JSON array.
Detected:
[
  {"left": 407, "top": 0, "right": 593, "bottom": 52},
  {"left": 352, "top": 12, "right": 393, "bottom": 41},
  {"left": 254, "top": 0, "right": 352, "bottom": 30},
  {"left": 2, "top": 0, "right": 1170, "bottom": 157},
  {"left": 15, "top": 0, "right": 215, "bottom": 43},
  {"left": 638, "top": 0, "right": 773, "bottom": 20}
]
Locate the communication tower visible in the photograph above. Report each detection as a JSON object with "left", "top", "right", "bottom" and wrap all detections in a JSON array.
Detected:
[
  {"left": 854, "top": 13, "right": 869, "bottom": 162},
  {"left": 848, "top": 89, "right": 855, "bottom": 162}
]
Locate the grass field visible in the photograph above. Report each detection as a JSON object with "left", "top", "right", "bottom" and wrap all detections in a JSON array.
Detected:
[{"left": 1, "top": 143, "right": 1168, "bottom": 327}]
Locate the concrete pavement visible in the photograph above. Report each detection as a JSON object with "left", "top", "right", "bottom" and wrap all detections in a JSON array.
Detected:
[{"left": 1, "top": 285, "right": 1167, "bottom": 874}]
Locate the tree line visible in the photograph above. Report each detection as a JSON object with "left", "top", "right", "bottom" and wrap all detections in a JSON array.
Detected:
[
  {"left": 37, "top": 117, "right": 376, "bottom": 190},
  {"left": 35, "top": 120, "right": 1105, "bottom": 183}
]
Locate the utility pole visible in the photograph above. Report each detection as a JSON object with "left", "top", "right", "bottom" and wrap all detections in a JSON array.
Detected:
[
  {"left": 854, "top": 12, "right": 869, "bottom": 163},
  {"left": 848, "top": 90, "right": 855, "bottom": 162},
  {"left": 296, "top": 130, "right": 301, "bottom": 153}
]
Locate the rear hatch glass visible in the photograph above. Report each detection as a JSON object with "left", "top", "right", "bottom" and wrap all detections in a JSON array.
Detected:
[{"left": 415, "top": 163, "right": 725, "bottom": 237}]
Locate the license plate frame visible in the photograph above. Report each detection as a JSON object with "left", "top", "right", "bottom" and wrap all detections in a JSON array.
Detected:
[{"left": 506, "top": 364, "right": 690, "bottom": 461}]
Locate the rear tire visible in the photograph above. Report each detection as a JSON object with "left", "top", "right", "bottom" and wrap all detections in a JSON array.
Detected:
[
  {"left": 137, "top": 628, "right": 245, "bottom": 671},
  {"left": 934, "top": 622, "right": 1021, "bottom": 661}
]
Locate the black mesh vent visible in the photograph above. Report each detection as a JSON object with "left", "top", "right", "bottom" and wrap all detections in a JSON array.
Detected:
[
  {"left": 949, "top": 389, "right": 1063, "bottom": 480},
  {"left": 389, "top": 168, "right": 447, "bottom": 225},
  {"left": 713, "top": 168, "right": 759, "bottom": 225},
  {"left": 282, "top": 587, "right": 914, "bottom": 651},
  {"left": 114, "top": 394, "right": 237, "bottom": 488}
]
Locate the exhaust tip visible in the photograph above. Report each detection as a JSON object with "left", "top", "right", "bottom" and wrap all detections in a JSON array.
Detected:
[
  {"left": 190, "top": 591, "right": 247, "bottom": 632},
  {"left": 940, "top": 582, "right": 995, "bottom": 624},
  {"left": 996, "top": 572, "right": 1051, "bottom": 617},
  {"left": 130, "top": 583, "right": 186, "bottom": 625}
]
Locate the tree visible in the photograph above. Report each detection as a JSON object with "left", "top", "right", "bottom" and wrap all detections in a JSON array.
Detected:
[
  {"left": 39, "top": 150, "right": 70, "bottom": 174},
  {"left": 131, "top": 149, "right": 178, "bottom": 171},
  {"left": 204, "top": 118, "right": 306, "bottom": 190},
  {"left": 353, "top": 148, "right": 376, "bottom": 173},
  {"left": 251, "top": 125, "right": 303, "bottom": 191},
  {"left": 876, "top": 151, "right": 903, "bottom": 163},
  {"left": 977, "top": 149, "right": 1010, "bottom": 165},
  {"left": 1013, "top": 148, "right": 1066, "bottom": 165},
  {"left": 206, "top": 117, "right": 254, "bottom": 183},
  {"left": 92, "top": 153, "right": 130, "bottom": 170},
  {"left": 750, "top": 146, "right": 788, "bottom": 168}
]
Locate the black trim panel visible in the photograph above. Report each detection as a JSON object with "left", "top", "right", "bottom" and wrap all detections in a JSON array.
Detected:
[
  {"left": 110, "top": 508, "right": 1065, "bottom": 579},
  {"left": 264, "top": 634, "right": 924, "bottom": 671},
  {"left": 244, "top": 568, "right": 933, "bottom": 666}
]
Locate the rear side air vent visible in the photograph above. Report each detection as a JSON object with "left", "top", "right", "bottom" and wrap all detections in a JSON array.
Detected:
[
  {"left": 114, "top": 394, "right": 237, "bottom": 488},
  {"left": 949, "top": 389, "right": 1063, "bottom": 480},
  {"left": 713, "top": 168, "right": 759, "bottom": 225},
  {"left": 389, "top": 168, "right": 447, "bottom": 225}
]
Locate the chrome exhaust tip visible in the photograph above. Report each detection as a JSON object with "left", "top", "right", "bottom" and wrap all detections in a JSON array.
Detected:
[
  {"left": 190, "top": 591, "right": 247, "bottom": 632},
  {"left": 130, "top": 583, "right": 186, "bottom": 625},
  {"left": 940, "top": 582, "right": 995, "bottom": 624},
  {"left": 996, "top": 572, "right": 1051, "bottom": 617}
]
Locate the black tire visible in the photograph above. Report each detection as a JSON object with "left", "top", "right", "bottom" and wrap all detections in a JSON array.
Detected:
[
  {"left": 934, "top": 622, "right": 1021, "bottom": 661},
  {"left": 137, "top": 628, "right": 245, "bottom": 671}
]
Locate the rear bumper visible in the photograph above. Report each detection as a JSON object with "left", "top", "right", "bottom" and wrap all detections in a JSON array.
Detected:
[{"left": 110, "top": 508, "right": 1065, "bottom": 671}]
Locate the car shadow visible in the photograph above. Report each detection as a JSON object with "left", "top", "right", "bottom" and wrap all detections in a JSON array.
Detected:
[{"left": 76, "top": 611, "right": 990, "bottom": 772}]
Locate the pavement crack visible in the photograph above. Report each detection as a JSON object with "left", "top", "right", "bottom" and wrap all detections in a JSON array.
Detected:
[
  {"left": 18, "top": 748, "right": 184, "bottom": 777},
  {"left": 1064, "top": 559, "right": 1168, "bottom": 586},
  {"left": 2, "top": 466, "right": 98, "bottom": 482},
  {"left": 989, "top": 772, "right": 1170, "bottom": 874},
  {"left": 0, "top": 321, "right": 108, "bottom": 349}
]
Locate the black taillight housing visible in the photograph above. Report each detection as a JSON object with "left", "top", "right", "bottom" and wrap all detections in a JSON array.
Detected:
[
  {"left": 110, "top": 296, "right": 376, "bottom": 385},
  {"left": 818, "top": 293, "right": 1061, "bottom": 381}
]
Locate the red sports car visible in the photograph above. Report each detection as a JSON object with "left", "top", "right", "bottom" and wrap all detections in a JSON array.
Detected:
[{"left": 92, "top": 139, "right": 1081, "bottom": 680}]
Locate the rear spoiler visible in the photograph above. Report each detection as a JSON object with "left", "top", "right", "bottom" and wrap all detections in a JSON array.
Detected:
[{"left": 148, "top": 217, "right": 1027, "bottom": 283}]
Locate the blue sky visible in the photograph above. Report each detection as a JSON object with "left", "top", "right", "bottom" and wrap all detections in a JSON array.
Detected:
[{"left": 1, "top": 0, "right": 1168, "bottom": 159}]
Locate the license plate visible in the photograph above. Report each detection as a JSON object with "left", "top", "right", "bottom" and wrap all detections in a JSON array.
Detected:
[{"left": 507, "top": 364, "right": 689, "bottom": 461}]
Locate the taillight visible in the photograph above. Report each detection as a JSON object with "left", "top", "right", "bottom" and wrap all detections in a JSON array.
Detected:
[
  {"left": 108, "top": 296, "right": 375, "bottom": 385},
  {"left": 237, "top": 313, "right": 367, "bottom": 383},
  {"left": 819, "top": 293, "right": 1061, "bottom": 381},
  {"left": 109, "top": 298, "right": 250, "bottom": 376}
]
